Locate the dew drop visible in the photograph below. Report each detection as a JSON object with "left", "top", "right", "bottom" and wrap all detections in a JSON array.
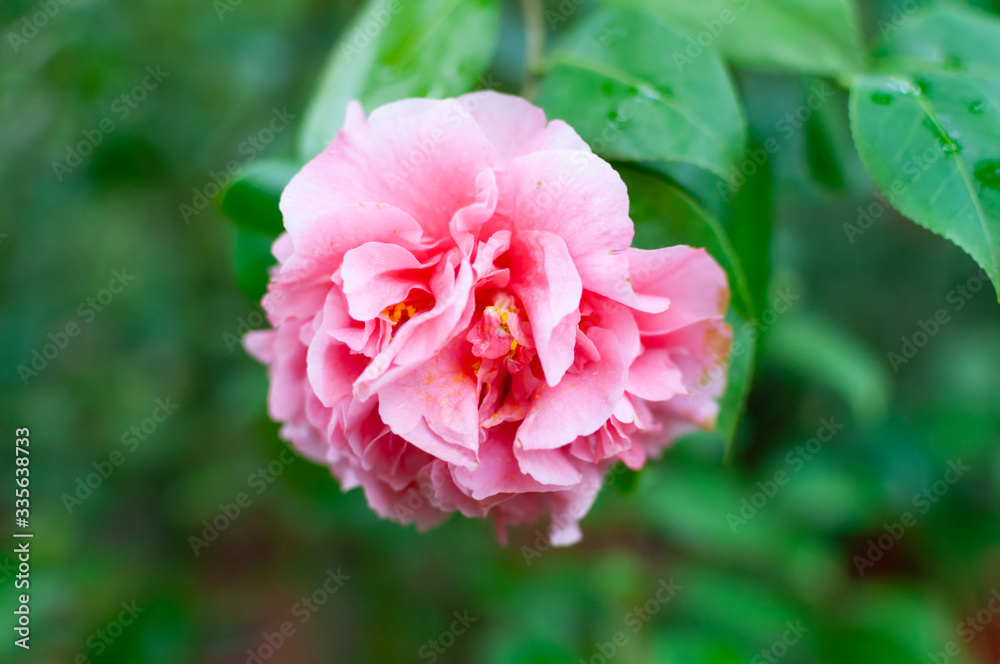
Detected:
[
  {"left": 890, "top": 77, "right": 921, "bottom": 96},
  {"left": 969, "top": 100, "right": 985, "bottom": 114},
  {"left": 871, "top": 93, "right": 893, "bottom": 105},
  {"left": 637, "top": 84, "right": 664, "bottom": 100}
]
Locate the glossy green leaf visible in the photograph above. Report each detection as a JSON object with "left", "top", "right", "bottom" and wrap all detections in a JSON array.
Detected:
[
  {"left": 537, "top": 9, "right": 746, "bottom": 177},
  {"left": 849, "top": 5, "right": 1000, "bottom": 298},
  {"left": 601, "top": 0, "right": 864, "bottom": 75},
  {"left": 218, "top": 160, "right": 299, "bottom": 237},
  {"left": 297, "top": 0, "right": 500, "bottom": 160}
]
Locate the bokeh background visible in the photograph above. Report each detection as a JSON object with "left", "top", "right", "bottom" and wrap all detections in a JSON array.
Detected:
[{"left": 2, "top": 0, "right": 1000, "bottom": 662}]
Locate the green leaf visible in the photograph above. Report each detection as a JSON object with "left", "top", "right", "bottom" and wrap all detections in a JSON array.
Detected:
[
  {"left": 297, "top": 0, "right": 501, "bottom": 160},
  {"left": 233, "top": 227, "right": 277, "bottom": 302},
  {"left": 620, "top": 164, "right": 754, "bottom": 319},
  {"left": 724, "top": 136, "right": 773, "bottom": 319},
  {"left": 716, "top": 309, "right": 756, "bottom": 459},
  {"left": 218, "top": 160, "right": 299, "bottom": 237},
  {"left": 762, "top": 314, "right": 890, "bottom": 425},
  {"left": 849, "top": 5, "right": 1000, "bottom": 298},
  {"left": 536, "top": 9, "right": 746, "bottom": 177},
  {"left": 600, "top": 0, "right": 864, "bottom": 75},
  {"left": 872, "top": 4, "right": 1000, "bottom": 75}
]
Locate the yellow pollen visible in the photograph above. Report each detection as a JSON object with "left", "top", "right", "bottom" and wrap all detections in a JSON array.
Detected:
[{"left": 383, "top": 302, "right": 417, "bottom": 325}]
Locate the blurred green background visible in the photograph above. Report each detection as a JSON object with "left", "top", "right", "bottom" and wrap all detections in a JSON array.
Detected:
[{"left": 2, "top": 0, "right": 1000, "bottom": 662}]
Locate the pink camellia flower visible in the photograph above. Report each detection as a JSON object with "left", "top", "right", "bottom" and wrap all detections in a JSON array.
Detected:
[{"left": 245, "top": 92, "right": 731, "bottom": 545}]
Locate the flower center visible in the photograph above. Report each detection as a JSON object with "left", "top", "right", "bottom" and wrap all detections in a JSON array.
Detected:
[
  {"left": 466, "top": 292, "right": 532, "bottom": 367},
  {"left": 383, "top": 301, "right": 417, "bottom": 325},
  {"left": 380, "top": 290, "right": 434, "bottom": 328}
]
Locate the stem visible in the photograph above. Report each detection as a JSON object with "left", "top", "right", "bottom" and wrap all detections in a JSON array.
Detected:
[{"left": 521, "top": 0, "right": 545, "bottom": 99}]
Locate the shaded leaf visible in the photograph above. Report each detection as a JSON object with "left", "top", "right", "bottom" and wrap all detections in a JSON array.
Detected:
[
  {"left": 621, "top": 164, "right": 754, "bottom": 318},
  {"left": 619, "top": 165, "right": 755, "bottom": 455},
  {"left": 233, "top": 227, "right": 277, "bottom": 302},
  {"left": 218, "top": 159, "right": 299, "bottom": 237}
]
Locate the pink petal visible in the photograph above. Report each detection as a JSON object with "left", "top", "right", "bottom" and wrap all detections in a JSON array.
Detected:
[
  {"left": 282, "top": 98, "right": 505, "bottom": 243},
  {"left": 628, "top": 246, "right": 729, "bottom": 334},
  {"left": 340, "top": 242, "right": 429, "bottom": 321},
  {"left": 514, "top": 447, "right": 582, "bottom": 486},
  {"left": 376, "top": 338, "right": 480, "bottom": 467},
  {"left": 509, "top": 230, "right": 582, "bottom": 385},
  {"left": 515, "top": 326, "right": 627, "bottom": 451}
]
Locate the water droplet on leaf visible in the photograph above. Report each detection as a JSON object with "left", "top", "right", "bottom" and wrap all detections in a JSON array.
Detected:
[
  {"left": 890, "top": 77, "right": 921, "bottom": 96},
  {"left": 871, "top": 93, "right": 893, "bottom": 105}
]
